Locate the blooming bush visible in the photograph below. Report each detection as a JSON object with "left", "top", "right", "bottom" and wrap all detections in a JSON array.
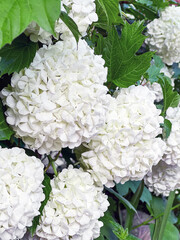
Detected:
[{"left": 0, "top": 1, "right": 180, "bottom": 240}]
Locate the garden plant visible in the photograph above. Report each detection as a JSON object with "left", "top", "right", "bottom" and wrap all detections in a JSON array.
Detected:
[{"left": 0, "top": 0, "right": 180, "bottom": 240}]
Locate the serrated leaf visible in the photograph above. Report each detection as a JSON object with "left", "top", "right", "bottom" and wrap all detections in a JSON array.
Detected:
[
  {"left": 29, "top": 174, "right": 52, "bottom": 236},
  {"left": 105, "top": 187, "right": 137, "bottom": 213},
  {"left": 60, "top": 11, "right": 81, "bottom": 43},
  {"left": 0, "top": 100, "right": 14, "bottom": 140},
  {"left": 158, "top": 74, "right": 180, "bottom": 116},
  {"left": 95, "top": 0, "right": 123, "bottom": 29},
  {"left": 102, "top": 22, "right": 153, "bottom": 87},
  {"left": 96, "top": 211, "right": 118, "bottom": 240},
  {"left": 0, "top": 0, "right": 60, "bottom": 48},
  {"left": 0, "top": 34, "right": 38, "bottom": 76}
]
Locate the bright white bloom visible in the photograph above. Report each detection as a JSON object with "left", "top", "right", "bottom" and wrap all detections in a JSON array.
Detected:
[
  {"left": 0, "top": 147, "right": 44, "bottom": 240},
  {"left": 24, "top": 22, "right": 53, "bottom": 45},
  {"left": 36, "top": 166, "right": 109, "bottom": 240},
  {"left": 25, "top": 0, "right": 98, "bottom": 44},
  {"left": 144, "top": 161, "right": 180, "bottom": 196},
  {"left": 81, "top": 86, "right": 165, "bottom": 187},
  {"left": 146, "top": 6, "right": 180, "bottom": 65},
  {"left": 163, "top": 106, "right": 180, "bottom": 166},
  {"left": 1, "top": 37, "right": 109, "bottom": 154},
  {"left": 143, "top": 66, "right": 175, "bottom": 102}
]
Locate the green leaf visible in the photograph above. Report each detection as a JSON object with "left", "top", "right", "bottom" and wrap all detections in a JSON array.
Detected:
[
  {"left": 0, "top": 0, "right": 61, "bottom": 48},
  {"left": 96, "top": 211, "right": 118, "bottom": 240},
  {"left": 149, "top": 221, "right": 179, "bottom": 240},
  {"left": 29, "top": 174, "right": 52, "bottom": 236},
  {"left": 132, "top": 2, "right": 158, "bottom": 20},
  {"left": 95, "top": 0, "right": 123, "bottom": 29},
  {"left": 29, "top": 0, "right": 61, "bottom": 36},
  {"left": 102, "top": 22, "right": 153, "bottom": 87},
  {"left": 116, "top": 181, "right": 152, "bottom": 206},
  {"left": 158, "top": 74, "right": 180, "bottom": 116},
  {"left": 0, "top": 100, "right": 14, "bottom": 140},
  {"left": 105, "top": 187, "right": 137, "bottom": 213},
  {"left": 60, "top": 11, "right": 81, "bottom": 43},
  {"left": 146, "top": 55, "right": 164, "bottom": 84},
  {"left": 0, "top": 34, "right": 38, "bottom": 76},
  {"left": 163, "top": 119, "right": 172, "bottom": 139},
  {"left": 151, "top": 0, "right": 169, "bottom": 9}
]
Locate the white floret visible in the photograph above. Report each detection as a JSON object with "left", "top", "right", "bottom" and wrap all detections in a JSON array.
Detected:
[
  {"left": 146, "top": 6, "right": 180, "bottom": 65},
  {"left": 80, "top": 86, "right": 165, "bottom": 187},
  {"left": 1, "top": 37, "right": 109, "bottom": 154},
  {"left": 144, "top": 160, "right": 180, "bottom": 196},
  {"left": 36, "top": 166, "right": 109, "bottom": 240},
  {"left": 25, "top": 0, "right": 98, "bottom": 44},
  {"left": 0, "top": 147, "right": 44, "bottom": 240},
  {"left": 163, "top": 106, "right": 180, "bottom": 166}
]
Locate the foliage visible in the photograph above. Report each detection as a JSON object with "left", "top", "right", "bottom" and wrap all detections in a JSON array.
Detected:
[
  {"left": 0, "top": 100, "right": 14, "bottom": 140},
  {"left": 0, "top": 34, "right": 38, "bottom": 76},
  {"left": 101, "top": 21, "right": 153, "bottom": 87},
  {"left": 29, "top": 174, "right": 52, "bottom": 236},
  {"left": 0, "top": 0, "right": 61, "bottom": 48}
]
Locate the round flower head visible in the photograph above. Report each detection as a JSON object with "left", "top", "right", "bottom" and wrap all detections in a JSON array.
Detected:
[
  {"left": 146, "top": 6, "right": 180, "bottom": 65},
  {"left": 163, "top": 106, "right": 180, "bottom": 166},
  {"left": 0, "top": 147, "right": 44, "bottom": 240},
  {"left": 80, "top": 86, "right": 165, "bottom": 187},
  {"left": 36, "top": 166, "right": 109, "bottom": 240},
  {"left": 1, "top": 37, "right": 109, "bottom": 154},
  {"left": 144, "top": 161, "right": 180, "bottom": 196},
  {"left": 25, "top": 0, "right": 98, "bottom": 44},
  {"left": 142, "top": 66, "right": 174, "bottom": 102}
]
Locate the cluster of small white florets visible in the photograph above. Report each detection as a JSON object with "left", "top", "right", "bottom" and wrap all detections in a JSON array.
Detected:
[
  {"left": 144, "top": 160, "right": 180, "bottom": 196},
  {"left": 81, "top": 86, "right": 166, "bottom": 187},
  {"left": 1, "top": 37, "right": 109, "bottom": 154},
  {"left": 146, "top": 6, "right": 180, "bottom": 65},
  {"left": 163, "top": 106, "right": 180, "bottom": 166},
  {"left": 36, "top": 166, "right": 109, "bottom": 240},
  {"left": 143, "top": 66, "right": 174, "bottom": 102},
  {"left": 0, "top": 147, "right": 44, "bottom": 240},
  {"left": 25, "top": 0, "right": 98, "bottom": 44}
]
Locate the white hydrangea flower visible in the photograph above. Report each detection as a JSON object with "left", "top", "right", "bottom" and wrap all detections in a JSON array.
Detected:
[
  {"left": 24, "top": 22, "right": 53, "bottom": 45},
  {"left": 144, "top": 161, "right": 180, "bottom": 196},
  {"left": 146, "top": 6, "right": 180, "bottom": 65},
  {"left": 142, "top": 66, "right": 175, "bottom": 102},
  {"left": 80, "top": 86, "right": 165, "bottom": 187},
  {"left": 0, "top": 147, "right": 44, "bottom": 240},
  {"left": 163, "top": 106, "right": 180, "bottom": 166},
  {"left": 36, "top": 166, "right": 109, "bottom": 240},
  {"left": 1, "top": 37, "right": 109, "bottom": 154},
  {"left": 25, "top": 0, "right": 98, "bottom": 44}
]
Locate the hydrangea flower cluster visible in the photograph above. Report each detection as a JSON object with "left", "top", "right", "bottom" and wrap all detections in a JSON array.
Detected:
[
  {"left": 0, "top": 147, "right": 44, "bottom": 240},
  {"left": 36, "top": 166, "right": 109, "bottom": 240},
  {"left": 143, "top": 66, "right": 174, "bottom": 102},
  {"left": 81, "top": 86, "right": 166, "bottom": 187},
  {"left": 163, "top": 106, "right": 180, "bottom": 166},
  {"left": 144, "top": 161, "right": 180, "bottom": 196},
  {"left": 1, "top": 36, "right": 109, "bottom": 154},
  {"left": 25, "top": 0, "right": 98, "bottom": 44},
  {"left": 146, "top": 6, "right": 180, "bottom": 65}
]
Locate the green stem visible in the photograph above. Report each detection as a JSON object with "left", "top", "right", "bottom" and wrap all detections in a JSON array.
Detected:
[
  {"left": 51, "top": 161, "right": 58, "bottom": 177},
  {"left": 132, "top": 203, "right": 180, "bottom": 230},
  {"left": 125, "top": 180, "right": 144, "bottom": 232},
  {"left": 155, "top": 191, "right": 175, "bottom": 240}
]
